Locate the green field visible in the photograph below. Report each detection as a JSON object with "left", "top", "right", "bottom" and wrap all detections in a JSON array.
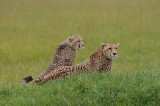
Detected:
[{"left": 0, "top": 0, "right": 160, "bottom": 105}]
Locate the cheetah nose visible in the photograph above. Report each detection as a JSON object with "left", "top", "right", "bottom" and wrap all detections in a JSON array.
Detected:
[{"left": 113, "top": 53, "right": 117, "bottom": 56}]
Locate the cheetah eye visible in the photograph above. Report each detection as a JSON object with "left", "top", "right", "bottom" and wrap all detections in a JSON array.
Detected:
[
  {"left": 108, "top": 48, "right": 111, "bottom": 50},
  {"left": 78, "top": 40, "right": 80, "bottom": 42},
  {"left": 115, "top": 47, "right": 118, "bottom": 49}
]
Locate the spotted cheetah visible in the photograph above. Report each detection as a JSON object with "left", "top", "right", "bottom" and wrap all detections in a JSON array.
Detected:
[
  {"left": 34, "top": 43, "right": 119, "bottom": 84},
  {"left": 22, "top": 35, "right": 85, "bottom": 84}
]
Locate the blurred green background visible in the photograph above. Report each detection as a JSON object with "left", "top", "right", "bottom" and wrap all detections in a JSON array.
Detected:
[{"left": 0, "top": 0, "right": 160, "bottom": 85}]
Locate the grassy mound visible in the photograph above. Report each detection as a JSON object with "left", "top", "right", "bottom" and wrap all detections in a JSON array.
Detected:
[{"left": 1, "top": 71, "right": 160, "bottom": 105}]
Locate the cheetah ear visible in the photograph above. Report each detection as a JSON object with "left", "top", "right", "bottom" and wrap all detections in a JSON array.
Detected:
[
  {"left": 101, "top": 43, "right": 106, "bottom": 48},
  {"left": 68, "top": 36, "right": 74, "bottom": 42},
  {"left": 117, "top": 43, "right": 120, "bottom": 46},
  {"left": 68, "top": 38, "right": 73, "bottom": 42}
]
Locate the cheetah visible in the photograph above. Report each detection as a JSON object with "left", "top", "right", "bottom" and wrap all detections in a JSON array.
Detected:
[
  {"left": 22, "top": 35, "right": 85, "bottom": 84},
  {"left": 34, "top": 43, "right": 119, "bottom": 84}
]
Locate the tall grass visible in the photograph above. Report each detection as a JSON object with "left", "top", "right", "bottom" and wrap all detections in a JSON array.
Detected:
[{"left": 0, "top": 0, "right": 159, "bottom": 85}]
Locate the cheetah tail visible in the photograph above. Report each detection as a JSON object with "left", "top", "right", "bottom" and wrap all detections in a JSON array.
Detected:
[{"left": 22, "top": 76, "right": 33, "bottom": 84}]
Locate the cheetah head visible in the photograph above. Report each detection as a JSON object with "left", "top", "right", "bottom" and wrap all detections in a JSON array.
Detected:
[
  {"left": 67, "top": 35, "right": 85, "bottom": 50},
  {"left": 101, "top": 43, "right": 119, "bottom": 60}
]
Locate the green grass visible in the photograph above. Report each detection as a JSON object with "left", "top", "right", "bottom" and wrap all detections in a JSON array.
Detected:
[
  {"left": 0, "top": 0, "right": 160, "bottom": 105},
  {"left": 0, "top": 71, "right": 160, "bottom": 105}
]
